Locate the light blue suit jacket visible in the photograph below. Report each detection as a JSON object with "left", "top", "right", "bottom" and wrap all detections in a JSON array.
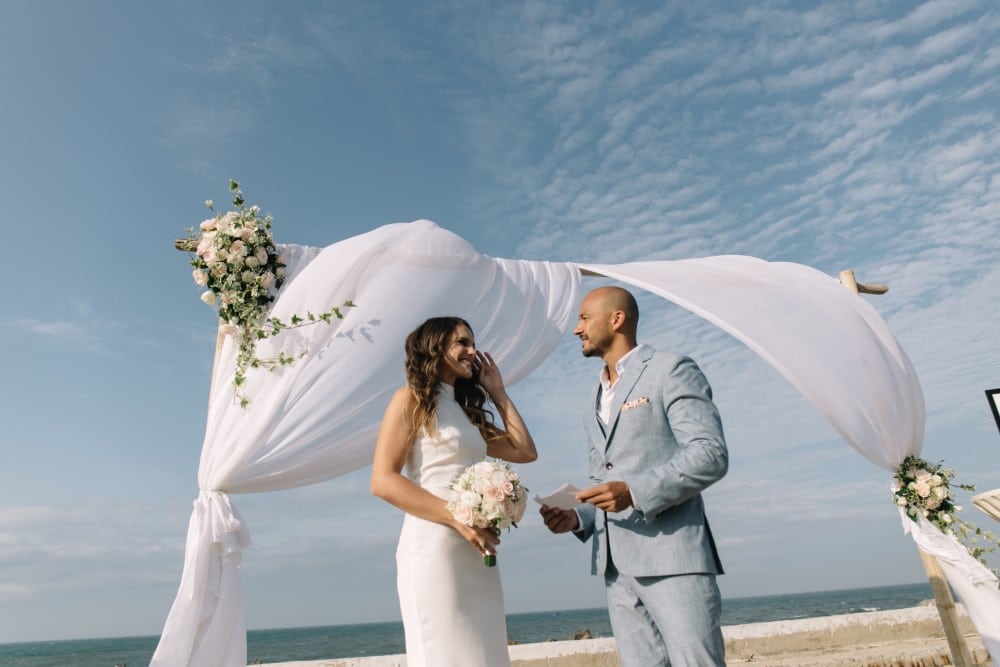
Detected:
[{"left": 576, "top": 344, "right": 728, "bottom": 577}]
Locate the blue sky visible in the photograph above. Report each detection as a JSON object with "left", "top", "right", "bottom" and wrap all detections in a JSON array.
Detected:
[{"left": 2, "top": 0, "right": 999, "bottom": 645}]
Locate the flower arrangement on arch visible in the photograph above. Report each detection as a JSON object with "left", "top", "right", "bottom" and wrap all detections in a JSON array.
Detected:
[
  {"left": 893, "top": 454, "right": 1000, "bottom": 569},
  {"left": 184, "top": 180, "right": 353, "bottom": 407},
  {"left": 447, "top": 459, "right": 528, "bottom": 567}
]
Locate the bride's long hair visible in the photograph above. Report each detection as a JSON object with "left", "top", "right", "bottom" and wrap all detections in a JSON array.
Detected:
[{"left": 404, "top": 317, "right": 502, "bottom": 443}]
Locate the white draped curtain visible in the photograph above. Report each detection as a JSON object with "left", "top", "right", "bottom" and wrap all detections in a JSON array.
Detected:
[{"left": 152, "top": 221, "right": 999, "bottom": 666}]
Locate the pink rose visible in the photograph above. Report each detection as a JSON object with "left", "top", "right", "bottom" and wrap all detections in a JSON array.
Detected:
[
  {"left": 197, "top": 232, "right": 216, "bottom": 256},
  {"left": 229, "top": 240, "right": 248, "bottom": 258},
  {"left": 451, "top": 503, "right": 474, "bottom": 526},
  {"left": 192, "top": 269, "right": 208, "bottom": 286},
  {"left": 199, "top": 218, "right": 217, "bottom": 232}
]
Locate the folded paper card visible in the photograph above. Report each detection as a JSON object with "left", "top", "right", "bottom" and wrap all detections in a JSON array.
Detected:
[{"left": 533, "top": 483, "right": 583, "bottom": 510}]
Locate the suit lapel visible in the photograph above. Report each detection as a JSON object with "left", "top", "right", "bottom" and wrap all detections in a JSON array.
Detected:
[{"left": 589, "top": 384, "right": 606, "bottom": 439}]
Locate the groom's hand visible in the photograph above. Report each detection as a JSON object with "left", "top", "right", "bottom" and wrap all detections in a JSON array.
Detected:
[
  {"left": 539, "top": 505, "right": 580, "bottom": 533},
  {"left": 576, "top": 482, "right": 633, "bottom": 512}
]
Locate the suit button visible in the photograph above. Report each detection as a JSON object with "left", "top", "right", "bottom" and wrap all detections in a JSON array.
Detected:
[{"left": 605, "top": 462, "right": 614, "bottom": 470}]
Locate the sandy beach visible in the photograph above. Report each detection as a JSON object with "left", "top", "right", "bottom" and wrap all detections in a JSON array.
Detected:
[{"left": 260, "top": 602, "right": 992, "bottom": 667}]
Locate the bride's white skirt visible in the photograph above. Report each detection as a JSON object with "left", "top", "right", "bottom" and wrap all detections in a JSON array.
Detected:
[{"left": 397, "top": 514, "right": 511, "bottom": 667}]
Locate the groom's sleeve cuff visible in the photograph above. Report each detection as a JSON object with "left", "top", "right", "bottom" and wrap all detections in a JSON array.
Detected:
[{"left": 573, "top": 508, "right": 585, "bottom": 535}]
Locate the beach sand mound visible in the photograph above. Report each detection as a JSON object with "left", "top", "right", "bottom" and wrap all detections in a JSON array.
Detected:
[{"left": 267, "top": 604, "right": 992, "bottom": 667}]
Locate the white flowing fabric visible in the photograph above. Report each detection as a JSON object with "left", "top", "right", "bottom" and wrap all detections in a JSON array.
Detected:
[
  {"left": 153, "top": 221, "right": 999, "bottom": 666},
  {"left": 151, "top": 222, "right": 581, "bottom": 666}
]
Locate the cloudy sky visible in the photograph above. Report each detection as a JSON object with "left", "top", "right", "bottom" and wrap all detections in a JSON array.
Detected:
[{"left": 2, "top": 0, "right": 999, "bottom": 645}]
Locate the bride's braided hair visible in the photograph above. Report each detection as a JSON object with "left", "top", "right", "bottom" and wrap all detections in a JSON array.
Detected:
[{"left": 404, "top": 317, "right": 503, "bottom": 443}]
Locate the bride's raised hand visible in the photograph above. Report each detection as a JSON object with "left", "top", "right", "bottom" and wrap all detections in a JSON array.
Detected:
[{"left": 473, "top": 351, "right": 506, "bottom": 400}]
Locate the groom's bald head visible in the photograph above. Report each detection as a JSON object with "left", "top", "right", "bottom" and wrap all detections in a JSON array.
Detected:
[{"left": 589, "top": 286, "right": 639, "bottom": 337}]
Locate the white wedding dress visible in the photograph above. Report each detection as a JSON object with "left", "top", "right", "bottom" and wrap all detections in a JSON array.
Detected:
[{"left": 396, "top": 383, "right": 511, "bottom": 667}]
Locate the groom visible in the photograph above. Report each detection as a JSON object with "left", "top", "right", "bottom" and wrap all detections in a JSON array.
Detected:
[{"left": 540, "top": 286, "right": 728, "bottom": 666}]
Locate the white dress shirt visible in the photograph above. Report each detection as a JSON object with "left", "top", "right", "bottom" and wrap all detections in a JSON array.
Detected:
[{"left": 598, "top": 346, "right": 640, "bottom": 424}]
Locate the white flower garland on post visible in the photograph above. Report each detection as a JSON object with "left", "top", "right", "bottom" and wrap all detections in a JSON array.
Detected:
[
  {"left": 183, "top": 180, "right": 353, "bottom": 407},
  {"left": 893, "top": 455, "right": 1000, "bottom": 570}
]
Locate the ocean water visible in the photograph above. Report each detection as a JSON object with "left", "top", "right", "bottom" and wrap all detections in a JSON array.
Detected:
[{"left": 0, "top": 582, "right": 933, "bottom": 666}]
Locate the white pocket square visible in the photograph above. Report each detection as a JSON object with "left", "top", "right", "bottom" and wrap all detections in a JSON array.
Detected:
[{"left": 621, "top": 396, "right": 650, "bottom": 411}]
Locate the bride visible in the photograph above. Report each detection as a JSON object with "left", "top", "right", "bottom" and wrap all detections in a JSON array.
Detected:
[{"left": 370, "top": 316, "right": 538, "bottom": 667}]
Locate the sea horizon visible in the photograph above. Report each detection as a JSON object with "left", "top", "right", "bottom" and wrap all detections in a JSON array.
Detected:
[
  {"left": 0, "top": 581, "right": 937, "bottom": 666},
  {"left": 0, "top": 579, "right": 935, "bottom": 647}
]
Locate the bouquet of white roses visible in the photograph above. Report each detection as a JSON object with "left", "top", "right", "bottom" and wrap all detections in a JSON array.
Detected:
[
  {"left": 447, "top": 460, "right": 528, "bottom": 567},
  {"left": 185, "top": 180, "right": 352, "bottom": 407}
]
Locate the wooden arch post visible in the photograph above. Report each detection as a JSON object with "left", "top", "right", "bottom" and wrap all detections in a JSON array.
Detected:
[{"left": 838, "top": 269, "right": 974, "bottom": 667}]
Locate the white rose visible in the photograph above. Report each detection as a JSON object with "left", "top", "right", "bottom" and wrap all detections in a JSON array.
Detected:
[
  {"left": 481, "top": 499, "right": 503, "bottom": 519},
  {"left": 192, "top": 269, "right": 208, "bottom": 286},
  {"left": 216, "top": 219, "right": 230, "bottom": 234},
  {"left": 932, "top": 486, "right": 948, "bottom": 500},
  {"left": 890, "top": 480, "right": 902, "bottom": 493},
  {"left": 241, "top": 270, "right": 256, "bottom": 284},
  {"left": 941, "top": 513, "right": 953, "bottom": 524},
  {"left": 244, "top": 256, "right": 260, "bottom": 269},
  {"left": 210, "top": 263, "right": 227, "bottom": 278},
  {"left": 276, "top": 266, "right": 286, "bottom": 278},
  {"left": 200, "top": 291, "right": 216, "bottom": 305},
  {"left": 925, "top": 497, "right": 941, "bottom": 510},
  {"left": 460, "top": 489, "right": 480, "bottom": 506},
  {"left": 896, "top": 496, "right": 908, "bottom": 507},
  {"left": 915, "top": 469, "right": 932, "bottom": 483}
]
